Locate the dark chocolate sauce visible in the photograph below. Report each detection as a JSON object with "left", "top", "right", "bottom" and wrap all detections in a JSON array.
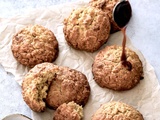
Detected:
[
  {"left": 113, "top": 0, "right": 132, "bottom": 71},
  {"left": 121, "top": 28, "right": 132, "bottom": 71}
]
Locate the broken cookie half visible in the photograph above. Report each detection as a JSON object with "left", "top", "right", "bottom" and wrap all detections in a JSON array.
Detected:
[{"left": 22, "top": 62, "right": 90, "bottom": 112}]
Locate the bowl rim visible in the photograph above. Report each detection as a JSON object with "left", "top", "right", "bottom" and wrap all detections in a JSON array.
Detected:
[{"left": 2, "top": 113, "right": 32, "bottom": 120}]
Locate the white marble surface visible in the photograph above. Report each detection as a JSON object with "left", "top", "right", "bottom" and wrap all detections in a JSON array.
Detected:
[{"left": 0, "top": 0, "right": 160, "bottom": 119}]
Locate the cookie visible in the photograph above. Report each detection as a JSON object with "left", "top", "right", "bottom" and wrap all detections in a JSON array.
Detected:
[
  {"left": 92, "top": 45, "right": 143, "bottom": 91},
  {"left": 91, "top": 101, "right": 144, "bottom": 120},
  {"left": 89, "top": 0, "right": 120, "bottom": 33},
  {"left": 63, "top": 6, "right": 110, "bottom": 52},
  {"left": 11, "top": 25, "right": 59, "bottom": 67},
  {"left": 22, "top": 62, "right": 57, "bottom": 112},
  {"left": 46, "top": 66, "right": 90, "bottom": 109},
  {"left": 53, "top": 101, "right": 83, "bottom": 120}
]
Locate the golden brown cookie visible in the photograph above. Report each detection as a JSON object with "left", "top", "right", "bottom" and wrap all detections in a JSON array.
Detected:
[
  {"left": 22, "top": 62, "right": 57, "bottom": 112},
  {"left": 46, "top": 66, "right": 90, "bottom": 109},
  {"left": 89, "top": 0, "right": 120, "bottom": 33},
  {"left": 91, "top": 101, "right": 144, "bottom": 120},
  {"left": 11, "top": 25, "right": 59, "bottom": 67},
  {"left": 92, "top": 45, "right": 143, "bottom": 91},
  {"left": 53, "top": 101, "right": 83, "bottom": 120},
  {"left": 63, "top": 6, "right": 110, "bottom": 52}
]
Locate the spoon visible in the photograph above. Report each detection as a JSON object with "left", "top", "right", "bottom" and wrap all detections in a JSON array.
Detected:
[{"left": 113, "top": 0, "right": 132, "bottom": 71}]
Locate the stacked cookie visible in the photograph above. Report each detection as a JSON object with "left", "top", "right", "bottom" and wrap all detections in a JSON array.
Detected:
[{"left": 22, "top": 62, "right": 90, "bottom": 114}]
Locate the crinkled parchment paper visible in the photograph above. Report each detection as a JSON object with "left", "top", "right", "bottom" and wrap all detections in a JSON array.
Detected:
[{"left": 0, "top": 1, "right": 160, "bottom": 120}]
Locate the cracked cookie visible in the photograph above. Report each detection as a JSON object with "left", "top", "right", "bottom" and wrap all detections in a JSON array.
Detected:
[
  {"left": 11, "top": 25, "right": 59, "bottom": 67},
  {"left": 92, "top": 45, "right": 143, "bottom": 91},
  {"left": 91, "top": 101, "right": 144, "bottom": 120},
  {"left": 53, "top": 101, "right": 83, "bottom": 120},
  {"left": 46, "top": 66, "right": 90, "bottom": 109},
  {"left": 22, "top": 62, "right": 57, "bottom": 112},
  {"left": 63, "top": 6, "right": 110, "bottom": 52},
  {"left": 89, "top": 0, "right": 120, "bottom": 33},
  {"left": 22, "top": 63, "right": 90, "bottom": 112}
]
